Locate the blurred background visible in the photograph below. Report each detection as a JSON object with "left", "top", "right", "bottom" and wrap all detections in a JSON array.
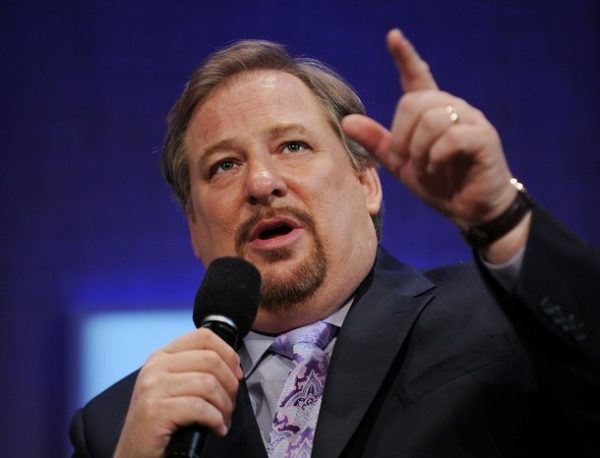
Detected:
[{"left": 1, "top": 1, "right": 599, "bottom": 456}]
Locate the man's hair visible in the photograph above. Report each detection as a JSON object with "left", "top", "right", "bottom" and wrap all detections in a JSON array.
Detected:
[{"left": 161, "top": 39, "right": 382, "bottom": 237}]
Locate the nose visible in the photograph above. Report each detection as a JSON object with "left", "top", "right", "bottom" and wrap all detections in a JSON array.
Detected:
[{"left": 245, "top": 156, "right": 287, "bottom": 205}]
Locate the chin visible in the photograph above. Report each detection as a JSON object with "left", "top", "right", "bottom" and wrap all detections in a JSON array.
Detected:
[
  {"left": 253, "top": 306, "right": 316, "bottom": 334},
  {"left": 258, "top": 257, "right": 302, "bottom": 287}
]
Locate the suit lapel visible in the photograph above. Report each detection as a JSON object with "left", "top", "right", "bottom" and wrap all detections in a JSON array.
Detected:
[
  {"left": 312, "top": 248, "right": 435, "bottom": 458},
  {"left": 202, "top": 380, "right": 268, "bottom": 458}
]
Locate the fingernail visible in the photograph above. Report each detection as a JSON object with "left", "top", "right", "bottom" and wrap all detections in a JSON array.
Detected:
[{"left": 427, "top": 163, "right": 436, "bottom": 174}]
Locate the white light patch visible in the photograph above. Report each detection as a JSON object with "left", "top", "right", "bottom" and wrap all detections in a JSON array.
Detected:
[
  {"left": 261, "top": 73, "right": 280, "bottom": 88},
  {"left": 80, "top": 310, "right": 192, "bottom": 404}
]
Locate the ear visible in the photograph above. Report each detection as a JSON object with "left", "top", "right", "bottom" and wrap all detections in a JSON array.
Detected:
[
  {"left": 358, "top": 165, "right": 382, "bottom": 217},
  {"left": 186, "top": 210, "right": 203, "bottom": 260}
]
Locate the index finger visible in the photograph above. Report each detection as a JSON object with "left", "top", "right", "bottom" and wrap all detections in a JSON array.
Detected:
[
  {"left": 164, "top": 327, "right": 243, "bottom": 378},
  {"left": 387, "top": 28, "right": 438, "bottom": 92}
]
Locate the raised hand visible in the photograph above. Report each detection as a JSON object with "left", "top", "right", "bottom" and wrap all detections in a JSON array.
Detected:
[
  {"left": 113, "top": 328, "right": 243, "bottom": 458},
  {"left": 343, "top": 29, "right": 519, "bottom": 231}
]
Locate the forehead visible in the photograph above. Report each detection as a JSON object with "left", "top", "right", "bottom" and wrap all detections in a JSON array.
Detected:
[{"left": 186, "top": 70, "right": 332, "bottom": 147}]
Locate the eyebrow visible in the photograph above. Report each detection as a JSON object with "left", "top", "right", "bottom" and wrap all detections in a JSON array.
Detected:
[
  {"left": 198, "top": 123, "right": 309, "bottom": 159},
  {"left": 199, "top": 139, "right": 237, "bottom": 160},
  {"left": 268, "top": 123, "right": 308, "bottom": 138}
]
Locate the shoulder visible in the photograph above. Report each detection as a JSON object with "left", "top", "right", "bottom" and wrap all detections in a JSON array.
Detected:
[
  {"left": 422, "top": 261, "right": 482, "bottom": 288},
  {"left": 372, "top": 249, "right": 514, "bottom": 350},
  {"left": 70, "top": 370, "right": 140, "bottom": 457}
]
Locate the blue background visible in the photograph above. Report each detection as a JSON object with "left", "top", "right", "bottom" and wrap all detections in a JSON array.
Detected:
[{"left": 1, "top": 1, "right": 599, "bottom": 456}]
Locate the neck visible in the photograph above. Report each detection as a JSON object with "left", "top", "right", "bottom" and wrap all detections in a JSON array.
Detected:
[{"left": 252, "top": 244, "right": 378, "bottom": 334}]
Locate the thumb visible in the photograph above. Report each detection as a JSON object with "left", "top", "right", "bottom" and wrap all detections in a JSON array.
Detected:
[{"left": 342, "top": 114, "right": 394, "bottom": 167}]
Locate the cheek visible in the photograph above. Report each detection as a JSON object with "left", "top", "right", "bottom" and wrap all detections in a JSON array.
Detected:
[
  {"left": 192, "top": 194, "right": 238, "bottom": 244},
  {"left": 307, "top": 168, "right": 365, "bottom": 225}
]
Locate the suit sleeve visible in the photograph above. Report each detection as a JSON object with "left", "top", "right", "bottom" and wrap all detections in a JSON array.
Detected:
[
  {"left": 67, "top": 370, "right": 138, "bottom": 458},
  {"left": 70, "top": 408, "right": 93, "bottom": 458},
  {"left": 488, "top": 203, "right": 600, "bottom": 454},
  {"left": 516, "top": 204, "right": 599, "bottom": 361}
]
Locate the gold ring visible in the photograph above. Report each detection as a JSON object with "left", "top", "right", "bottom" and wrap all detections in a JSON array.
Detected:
[{"left": 445, "top": 105, "right": 459, "bottom": 123}]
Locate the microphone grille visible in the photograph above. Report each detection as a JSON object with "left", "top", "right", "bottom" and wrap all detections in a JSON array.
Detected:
[{"left": 193, "top": 257, "right": 261, "bottom": 338}]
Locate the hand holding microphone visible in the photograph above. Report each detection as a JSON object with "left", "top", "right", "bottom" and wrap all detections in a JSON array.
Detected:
[{"left": 114, "top": 258, "right": 261, "bottom": 458}]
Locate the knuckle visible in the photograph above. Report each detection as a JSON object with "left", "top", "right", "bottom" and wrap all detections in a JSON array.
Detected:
[
  {"left": 472, "top": 107, "right": 485, "bottom": 119},
  {"left": 188, "top": 397, "right": 208, "bottom": 415},
  {"left": 189, "top": 397, "right": 220, "bottom": 424},
  {"left": 196, "top": 327, "right": 213, "bottom": 339},
  {"left": 200, "top": 373, "right": 219, "bottom": 393},
  {"left": 420, "top": 110, "right": 438, "bottom": 130},
  {"left": 399, "top": 93, "right": 419, "bottom": 113},
  {"left": 228, "top": 377, "right": 241, "bottom": 396},
  {"left": 444, "top": 128, "right": 463, "bottom": 149},
  {"left": 485, "top": 123, "right": 499, "bottom": 139},
  {"left": 145, "top": 349, "right": 166, "bottom": 364},
  {"left": 203, "top": 349, "right": 221, "bottom": 366},
  {"left": 137, "top": 373, "right": 161, "bottom": 393},
  {"left": 445, "top": 93, "right": 464, "bottom": 105},
  {"left": 419, "top": 60, "right": 431, "bottom": 73},
  {"left": 138, "top": 395, "right": 160, "bottom": 418}
]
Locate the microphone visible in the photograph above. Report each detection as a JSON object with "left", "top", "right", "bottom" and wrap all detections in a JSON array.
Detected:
[{"left": 165, "top": 257, "right": 261, "bottom": 458}]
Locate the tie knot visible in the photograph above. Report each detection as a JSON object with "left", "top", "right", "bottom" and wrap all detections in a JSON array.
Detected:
[{"left": 271, "top": 321, "right": 337, "bottom": 360}]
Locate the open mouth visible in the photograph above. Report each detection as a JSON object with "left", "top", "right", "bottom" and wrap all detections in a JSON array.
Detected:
[
  {"left": 258, "top": 224, "right": 293, "bottom": 240},
  {"left": 249, "top": 216, "right": 301, "bottom": 246}
]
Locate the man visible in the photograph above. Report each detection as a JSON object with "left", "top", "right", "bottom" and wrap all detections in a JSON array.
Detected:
[{"left": 70, "top": 29, "right": 600, "bottom": 457}]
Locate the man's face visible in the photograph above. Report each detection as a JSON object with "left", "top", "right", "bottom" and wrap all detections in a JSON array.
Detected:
[{"left": 184, "top": 70, "right": 381, "bottom": 332}]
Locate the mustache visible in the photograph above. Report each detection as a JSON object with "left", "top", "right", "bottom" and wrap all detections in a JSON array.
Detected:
[{"left": 234, "top": 206, "right": 316, "bottom": 254}]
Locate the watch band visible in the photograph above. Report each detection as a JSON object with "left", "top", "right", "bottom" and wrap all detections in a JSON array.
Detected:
[{"left": 461, "top": 179, "right": 533, "bottom": 248}]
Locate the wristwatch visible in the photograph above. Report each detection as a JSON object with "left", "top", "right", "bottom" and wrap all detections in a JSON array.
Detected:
[{"left": 460, "top": 178, "right": 533, "bottom": 248}]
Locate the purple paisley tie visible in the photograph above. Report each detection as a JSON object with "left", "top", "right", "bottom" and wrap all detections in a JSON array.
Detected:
[{"left": 266, "top": 321, "right": 337, "bottom": 458}]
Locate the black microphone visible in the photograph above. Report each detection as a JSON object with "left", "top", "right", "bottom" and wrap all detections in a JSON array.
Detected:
[{"left": 165, "top": 257, "right": 261, "bottom": 458}]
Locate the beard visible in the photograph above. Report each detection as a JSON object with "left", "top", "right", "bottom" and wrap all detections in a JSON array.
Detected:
[{"left": 234, "top": 206, "right": 327, "bottom": 314}]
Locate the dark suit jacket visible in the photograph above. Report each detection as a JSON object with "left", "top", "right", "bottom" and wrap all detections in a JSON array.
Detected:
[{"left": 70, "top": 205, "right": 600, "bottom": 457}]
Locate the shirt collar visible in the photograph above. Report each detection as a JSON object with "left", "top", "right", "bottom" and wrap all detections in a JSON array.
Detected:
[{"left": 240, "top": 297, "right": 354, "bottom": 374}]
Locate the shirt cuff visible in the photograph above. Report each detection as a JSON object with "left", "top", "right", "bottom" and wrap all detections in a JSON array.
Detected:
[{"left": 479, "top": 246, "right": 525, "bottom": 292}]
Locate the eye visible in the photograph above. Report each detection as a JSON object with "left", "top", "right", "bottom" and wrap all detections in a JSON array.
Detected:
[
  {"left": 282, "top": 141, "right": 307, "bottom": 154},
  {"left": 210, "top": 159, "right": 237, "bottom": 177}
]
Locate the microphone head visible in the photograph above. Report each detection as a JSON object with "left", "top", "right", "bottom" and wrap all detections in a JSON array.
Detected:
[{"left": 193, "top": 257, "right": 261, "bottom": 339}]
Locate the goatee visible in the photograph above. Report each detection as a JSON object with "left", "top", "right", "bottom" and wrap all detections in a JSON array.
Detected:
[{"left": 235, "top": 206, "right": 327, "bottom": 313}]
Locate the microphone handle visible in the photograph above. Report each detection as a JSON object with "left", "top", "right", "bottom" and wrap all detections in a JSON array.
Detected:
[
  {"left": 165, "top": 320, "right": 239, "bottom": 458},
  {"left": 166, "top": 426, "right": 206, "bottom": 458}
]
